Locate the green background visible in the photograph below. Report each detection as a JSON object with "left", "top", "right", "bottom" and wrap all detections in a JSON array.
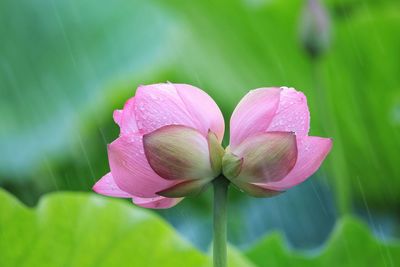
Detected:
[{"left": 1, "top": 0, "right": 399, "bottom": 266}]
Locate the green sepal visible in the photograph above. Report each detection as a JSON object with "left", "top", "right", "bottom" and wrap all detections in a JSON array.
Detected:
[
  {"left": 207, "top": 130, "right": 225, "bottom": 175},
  {"left": 222, "top": 149, "right": 244, "bottom": 180}
]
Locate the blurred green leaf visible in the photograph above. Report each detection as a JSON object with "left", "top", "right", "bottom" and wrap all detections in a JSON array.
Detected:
[
  {"left": 245, "top": 216, "right": 400, "bottom": 267},
  {"left": 156, "top": 0, "right": 400, "bottom": 210},
  {"left": 227, "top": 245, "right": 257, "bottom": 267},
  {"left": 320, "top": 6, "right": 400, "bottom": 207},
  {"left": 158, "top": 0, "right": 312, "bottom": 116},
  {"left": 2, "top": 0, "right": 400, "bottom": 220},
  {"left": 0, "top": 0, "right": 173, "bottom": 177},
  {"left": 1, "top": 187, "right": 398, "bottom": 267},
  {"left": 0, "top": 188, "right": 255, "bottom": 267}
]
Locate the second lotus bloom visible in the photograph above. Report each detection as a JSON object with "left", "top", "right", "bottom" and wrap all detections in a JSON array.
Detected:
[{"left": 93, "top": 83, "right": 332, "bottom": 208}]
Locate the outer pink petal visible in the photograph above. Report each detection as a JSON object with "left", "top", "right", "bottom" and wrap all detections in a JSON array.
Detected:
[
  {"left": 93, "top": 172, "right": 131, "bottom": 198},
  {"left": 174, "top": 84, "right": 225, "bottom": 142},
  {"left": 258, "top": 136, "right": 332, "bottom": 191},
  {"left": 93, "top": 173, "right": 181, "bottom": 209},
  {"left": 108, "top": 134, "right": 178, "bottom": 198},
  {"left": 113, "top": 110, "right": 123, "bottom": 127},
  {"left": 119, "top": 97, "right": 139, "bottom": 134},
  {"left": 267, "top": 87, "right": 310, "bottom": 138},
  {"left": 132, "top": 196, "right": 183, "bottom": 209},
  {"left": 230, "top": 88, "right": 281, "bottom": 149},
  {"left": 134, "top": 83, "right": 197, "bottom": 134}
]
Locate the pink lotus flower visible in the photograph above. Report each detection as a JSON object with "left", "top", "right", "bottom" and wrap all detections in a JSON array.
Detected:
[
  {"left": 93, "top": 83, "right": 332, "bottom": 208},
  {"left": 223, "top": 87, "right": 332, "bottom": 197},
  {"left": 93, "top": 83, "right": 225, "bottom": 209}
]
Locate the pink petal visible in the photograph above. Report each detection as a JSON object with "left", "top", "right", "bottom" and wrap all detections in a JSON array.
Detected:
[
  {"left": 132, "top": 196, "right": 183, "bottom": 209},
  {"left": 93, "top": 172, "right": 131, "bottom": 198},
  {"left": 134, "top": 83, "right": 196, "bottom": 134},
  {"left": 93, "top": 172, "right": 181, "bottom": 209},
  {"left": 258, "top": 136, "right": 332, "bottom": 190},
  {"left": 113, "top": 110, "right": 123, "bottom": 127},
  {"left": 119, "top": 97, "right": 139, "bottom": 134},
  {"left": 230, "top": 88, "right": 281, "bottom": 149},
  {"left": 108, "top": 134, "right": 178, "bottom": 198},
  {"left": 174, "top": 84, "right": 225, "bottom": 141},
  {"left": 267, "top": 87, "right": 310, "bottom": 138}
]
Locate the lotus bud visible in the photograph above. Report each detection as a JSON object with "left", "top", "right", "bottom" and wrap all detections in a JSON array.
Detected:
[
  {"left": 228, "top": 86, "right": 332, "bottom": 197},
  {"left": 299, "top": 0, "right": 331, "bottom": 58},
  {"left": 94, "top": 84, "right": 332, "bottom": 208},
  {"left": 93, "top": 83, "right": 225, "bottom": 209}
]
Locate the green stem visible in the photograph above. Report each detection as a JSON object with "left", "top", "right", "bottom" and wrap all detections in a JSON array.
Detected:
[{"left": 213, "top": 176, "right": 229, "bottom": 267}]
